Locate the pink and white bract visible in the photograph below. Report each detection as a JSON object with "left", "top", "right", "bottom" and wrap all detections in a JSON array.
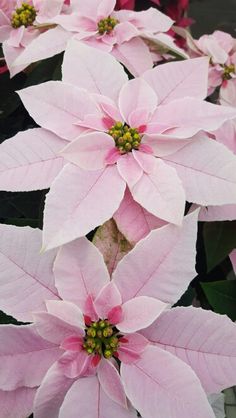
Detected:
[
  {"left": 1, "top": 212, "right": 236, "bottom": 418},
  {"left": 1, "top": 42, "right": 236, "bottom": 249}
]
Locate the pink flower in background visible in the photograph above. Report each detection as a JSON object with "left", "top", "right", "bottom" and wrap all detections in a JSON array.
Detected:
[
  {"left": 186, "top": 30, "right": 236, "bottom": 96},
  {"left": 199, "top": 97, "right": 236, "bottom": 222},
  {"left": 0, "top": 0, "right": 185, "bottom": 78},
  {"left": 1, "top": 42, "right": 236, "bottom": 249},
  {"left": 2, "top": 214, "right": 236, "bottom": 417},
  {"left": 0, "top": 0, "right": 72, "bottom": 77}
]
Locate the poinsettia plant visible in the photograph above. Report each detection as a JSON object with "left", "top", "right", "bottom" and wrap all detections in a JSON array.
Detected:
[{"left": 0, "top": 0, "right": 236, "bottom": 417}]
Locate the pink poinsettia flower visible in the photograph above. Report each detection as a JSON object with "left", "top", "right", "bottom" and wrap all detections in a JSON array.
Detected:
[
  {"left": 1, "top": 0, "right": 185, "bottom": 78},
  {"left": 0, "top": 0, "right": 72, "bottom": 77},
  {"left": 199, "top": 91, "right": 236, "bottom": 222},
  {"left": 2, "top": 42, "right": 236, "bottom": 249},
  {"left": 185, "top": 30, "right": 236, "bottom": 96},
  {"left": 1, "top": 213, "right": 236, "bottom": 417}
]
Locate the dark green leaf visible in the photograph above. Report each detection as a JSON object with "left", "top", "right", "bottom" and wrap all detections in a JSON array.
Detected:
[
  {"left": 203, "top": 221, "right": 236, "bottom": 272},
  {"left": 201, "top": 280, "right": 236, "bottom": 320}
]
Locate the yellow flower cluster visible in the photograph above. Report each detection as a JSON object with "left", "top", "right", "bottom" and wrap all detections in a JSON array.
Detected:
[{"left": 11, "top": 2, "right": 36, "bottom": 29}]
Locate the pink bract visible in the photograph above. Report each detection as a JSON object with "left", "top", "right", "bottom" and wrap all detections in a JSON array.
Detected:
[
  {"left": 0, "top": 0, "right": 180, "bottom": 77},
  {"left": 1, "top": 212, "right": 236, "bottom": 417},
  {"left": 1, "top": 43, "right": 236, "bottom": 249}
]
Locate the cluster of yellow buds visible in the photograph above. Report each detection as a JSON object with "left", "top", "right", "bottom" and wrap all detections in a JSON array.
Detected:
[
  {"left": 11, "top": 2, "right": 36, "bottom": 29},
  {"left": 222, "top": 64, "right": 235, "bottom": 80},
  {"left": 108, "top": 121, "right": 142, "bottom": 154},
  {"left": 83, "top": 319, "right": 119, "bottom": 359},
  {"left": 97, "top": 16, "right": 119, "bottom": 35}
]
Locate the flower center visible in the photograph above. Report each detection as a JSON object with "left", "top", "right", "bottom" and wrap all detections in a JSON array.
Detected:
[
  {"left": 83, "top": 319, "right": 120, "bottom": 359},
  {"left": 222, "top": 64, "right": 235, "bottom": 80},
  {"left": 97, "top": 16, "right": 119, "bottom": 35},
  {"left": 108, "top": 121, "right": 142, "bottom": 154},
  {"left": 11, "top": 2, "right": 37, "bottom": 28}
]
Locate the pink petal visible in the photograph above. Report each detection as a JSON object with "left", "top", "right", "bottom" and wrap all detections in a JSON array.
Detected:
[
  {"left": 196, "top": 35, "right": 227, "bottom": 64},
  {"left": 43, "top": 164, "right": 126, "bottom": 249},
  {"left": 112, "top": 37, "right": 153, "bottom": 77},
  {"left": 54, "top": 237, "right": 109, "bottom": 311},
  {"left": 128, "top": 107, "right": 150, "bottom": 127},
  {"left": 0, "top": 128, "right": 65, "bottom": 192},
  {"left": 18, "top": 82, "right": 98, "bottom": 141},
  {"left": 114, "top": 21, "right": 139, "bottom": 44},
  {"left": 117, "top": 153, "right": 143, "bottom": 188},
  {"left": 98, "top": 359, "right": 127, "bottom": 408},
  {"left": 61, "top": 132, "right": 115, "bottom": 170},
  {"left": 126, "top": 8, "right": 173, "bottom": 32},
  {"left": 97, "top": 0, "right": 116, "bottom": 18},
  {"left": 33, "top": 361, "right": 76, "bottom": 418},
  {"left": 153, "top": 97, "right": 236, "bottom": 132},
  {"left": 142, "top": 57, "right": 209, "bottom": 104},
  {"left": 67, "top": 0, "right": 100, "bottom": 17},
  {"left": 46, "top": 300, "right": 84, "bottom": 329},
  {"left": 132, "top": 150, "right": 156, "bottom": 174},
  {"left": 0, "top": 224, "right": 59, "bottom": 322},
  {"left": 108, "top": 305, "right": 123, "bottom": 324},
  {"left": 94, "top": 282, "right": 122, "bottom": 319},
  {"left": 94, "top": 94, "right": 122, "bottom": 121},
  {"left": 2, "top": 42, "right": 28, "bottom": 78},
  {"left": 60, "top": 336, "right": 83, "bottom": 352},
  {"left": 214, "top": 119, "right": 236, "bottom": 154},
  {"left": 59, "top": 375, "right": 137, "bottom": 418},
  {"left": 130, "top": 159, "right": 185, "bottom": 225},
  {"left": 14, "top": 26, "right": 71, "bottom": 67},
  {"left": 121, "top": 345, "right": 215, "bottom": 418},
  {"left": 0, "top": 325, "right": 60, "bottom": 391},
  {"left": 118, "top": 78, "right": 157, "bottom": 125},
  {"left": 212, "top": 30, "right": 234, "bottom": 54},
  {"left": 74, "top": 113, "right": 112, "bottom": 131},
  {"left": 114, "top": 188, "right": 166, "bottom": 244},
  {"left": 59, "top": 350, "right": 92, "bottom": 378},
  {"left": 142, "top": 131, "right": 201, "bottom": 158},
  {"left": 220, "top": 78, "right": 236, "bottom": 107},
  {"left": 113, "top": 210, "right": 198, "bottom": 304},
  {"left": 143, "top": 306, "right": 236, "bottom": 393},
  {"left": 163, "top": 137, "right": 236, "bottom": 206},
  {"left": 7, "top": 26, "right": 24, "bottom": 47},
  {"left": 38, "top": 0, "right": 65, "bottom": 17},
  {"left": 33, "top": 309, "right": 84, "bottom": 345},
  {"left": 0, "top": 387, "right": 36, "bottom": 418},
  {"left": 62, "top": 39, "right": 128, "bottom": 102},
  {"left": 118, "top": 332, "right": 149, "bottom": 364},
  {"left": 117, "top": 296, "right": 167, "bottom": 333}
]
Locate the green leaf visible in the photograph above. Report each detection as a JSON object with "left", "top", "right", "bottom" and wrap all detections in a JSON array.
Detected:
[
  {"left": 201, "top": 280, "right": 236, "bottom": 320},
  {"left": 203, "top": 221, "right": 236, "bottom": 272}
]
